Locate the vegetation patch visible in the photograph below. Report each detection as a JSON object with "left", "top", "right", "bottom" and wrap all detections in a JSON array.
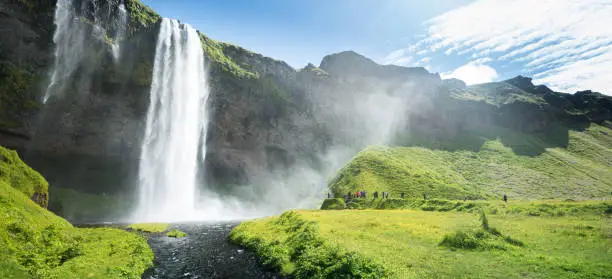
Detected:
[
  {"left": 0, "top": 61, "right": 40, "bottom": 130},
  {"left": 125, "top": 0, "right": 161, "bottom": 32},
  {"left": 199, "top": 34, "right": 257, "bottom": 79},
  {"left": 229, "top": 211, "right": 388, "bottom": 278},
  {"left": 127, "top": 223, "right": 169, "bottom": 233},
  {"left": 440, "top": 209, "right": 524, "bottom": 251},
  {"left": 166, "top": 229, "right": 187, "bottom": 238},
  {"left": 320, "top": 198, "right": 346, "bottom": 210}
]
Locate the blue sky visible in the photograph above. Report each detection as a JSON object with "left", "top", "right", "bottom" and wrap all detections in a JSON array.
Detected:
[{"left": 142, "top": 0, "right": 612, "bottom": 94}]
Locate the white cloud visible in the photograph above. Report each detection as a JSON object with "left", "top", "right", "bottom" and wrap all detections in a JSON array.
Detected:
[
  {"left": 384, "top": 0, "right": 612, "bottom": 94},
  {"left": 441, "top": 62, "right": 499, "bottom": 85}
]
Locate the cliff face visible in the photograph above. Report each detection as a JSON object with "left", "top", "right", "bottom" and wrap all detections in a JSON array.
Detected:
[{"left": 0, "top": 0, "right": 610, "bottom": 214}]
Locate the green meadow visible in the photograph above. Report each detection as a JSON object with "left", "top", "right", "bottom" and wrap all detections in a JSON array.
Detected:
[{"left": 230, "top": 208, "right": 611, "bottom": 278}]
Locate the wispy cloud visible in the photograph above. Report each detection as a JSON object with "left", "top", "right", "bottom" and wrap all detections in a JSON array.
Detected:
[{"left": 384, "top": 0, "right": 612, "bottom": 94}]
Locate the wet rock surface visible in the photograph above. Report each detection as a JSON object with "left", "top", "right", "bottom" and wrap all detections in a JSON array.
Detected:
[{"left": 142, "top": 222, "right": 282, "bottom": 279}]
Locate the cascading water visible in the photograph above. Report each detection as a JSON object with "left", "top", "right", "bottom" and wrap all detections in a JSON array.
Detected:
[
  {"left": 136, "top": 18, "right": 210, "bottom": 222},
  {"left": 44, "top": 0, "right": 88, "bottom": 103},
  {"left": 44, "top": 0, "right": 127, "bottom": 102}
]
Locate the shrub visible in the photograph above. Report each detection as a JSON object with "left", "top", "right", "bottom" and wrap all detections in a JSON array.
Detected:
[{"left": 320, "top": 198, "right": 346, "bottom": 210}]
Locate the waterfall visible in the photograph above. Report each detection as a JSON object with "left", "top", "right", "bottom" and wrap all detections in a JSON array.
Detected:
[
  {"left": 44, "top": 0, "right": 88, "bottom": 103},
  {"left": 136, "top": 18, "right": 210, "bottom": 222},
  {"left": 111, "top": 1, "right": 128, "bottom": 62},
  {"left": 44, "top": 0, "right": 127, "bottom": 102}
]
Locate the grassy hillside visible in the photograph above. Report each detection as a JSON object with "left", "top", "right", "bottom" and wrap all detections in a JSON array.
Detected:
[
  {"left": 231, "top": 210, "right": 612, "bottom": 278},
  {"left": 330, "top": 123, "right": 612, "bottom": 200},
  {"left": 0, "top": 146, "right": 153, "bottom": 278}
]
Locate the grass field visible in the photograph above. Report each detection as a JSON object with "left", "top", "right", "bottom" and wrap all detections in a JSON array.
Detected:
[
  {"left": 330, "top": 124, "right": 612, "bottom": 201},
  {"left": 230, "top": 209, "right": 612, "bottom": 278}
]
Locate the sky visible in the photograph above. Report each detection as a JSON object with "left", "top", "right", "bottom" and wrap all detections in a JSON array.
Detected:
[{"left": 142, "top": 0, "right": 612, "bottom": 95}]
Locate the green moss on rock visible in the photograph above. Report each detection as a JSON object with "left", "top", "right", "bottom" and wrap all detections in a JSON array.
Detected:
[
  {"left": 199, "top": 33, "right": 257, "bottom": 79},
  {"left": 0, "top": 62, "right": 40, "bottom": 129},
  {"left": 0, "top": 145, "right": 48, "bottom": 208},
  {"left": 125, "top": 0, "right": 161, "bottom": 31}
]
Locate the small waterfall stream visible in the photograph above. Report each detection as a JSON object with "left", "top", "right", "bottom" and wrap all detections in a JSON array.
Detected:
[
  {"left": 44, "top": 0, "right": 88, "bottom": 103},
  {"left": 136, "top": 18, "right": 211, "bottom": 222},
  {"left": 44, "top": 0, "right": 129, "bottom": 102},
  {"left": 111, "top": 1, "right": 128, "bottom": 62}
]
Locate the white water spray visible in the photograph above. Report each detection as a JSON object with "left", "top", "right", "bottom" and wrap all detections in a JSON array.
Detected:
[{"left": 136, "top": 18, "right": 210, "bottom": 222}]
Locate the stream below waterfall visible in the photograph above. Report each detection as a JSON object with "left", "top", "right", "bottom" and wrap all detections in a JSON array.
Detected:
[{"left": 141, "top": 222, "right": 282, "bottom": 279}]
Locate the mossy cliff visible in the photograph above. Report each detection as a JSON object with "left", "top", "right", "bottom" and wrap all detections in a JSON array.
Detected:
[
  {"left": 0, "top": 145, "right": 48, "bottom": 207},
  {"left": 0, "top": 144, "right": 154, "bottom": 278}
]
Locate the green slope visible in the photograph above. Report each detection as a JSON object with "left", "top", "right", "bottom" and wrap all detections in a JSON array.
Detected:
[
  {"left": 330, "top": 123, "right": 612, "bottom": 200},
  {"left": 0, "top": 145, "right": 48, "bottom": 207},
  {"left": 0, "top": 146, "right": 153, "bottom": 278}
]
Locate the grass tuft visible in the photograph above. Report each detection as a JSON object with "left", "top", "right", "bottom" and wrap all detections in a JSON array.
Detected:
[
  {"left": 127, "top": 223, "right": 169, "bottom": 233},
  {"left": 166, "top": 229, "right": 187, "bottom": 238}
]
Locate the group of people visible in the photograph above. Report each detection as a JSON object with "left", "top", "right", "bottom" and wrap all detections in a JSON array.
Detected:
[
  {"left": 337, "top": 190, "right": 407, "bottom": 201},
  {"left": 349, "top": 190, "right": 368, "bottom": 198},
  {"left": 374, "top": 191, "right": 389, "bottom": 199},
  {"left": 328, "top": 190, "right": 510, "bottom": 202}
]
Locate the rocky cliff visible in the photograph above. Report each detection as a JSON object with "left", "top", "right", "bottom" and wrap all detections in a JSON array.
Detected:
[{"left": 0, "top": 1, "right": 610, "bottom": 218}]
